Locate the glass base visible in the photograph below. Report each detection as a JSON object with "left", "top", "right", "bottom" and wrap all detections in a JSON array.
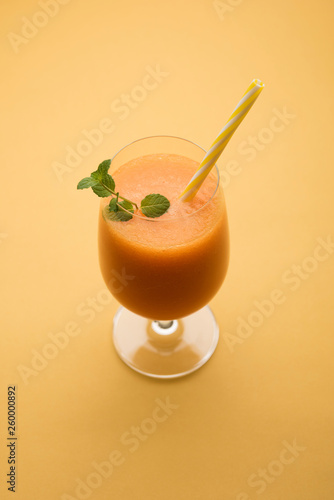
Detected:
[{"left": 112, "top": 306, "right": 219, "bottom": 379}]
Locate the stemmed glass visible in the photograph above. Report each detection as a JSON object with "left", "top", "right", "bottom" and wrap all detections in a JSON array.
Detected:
[{"left": 98, "top": 136, "right": 229, "bottom": 378}]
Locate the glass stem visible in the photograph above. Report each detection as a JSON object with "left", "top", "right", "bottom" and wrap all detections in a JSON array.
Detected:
[
  {"left": 152, "top": 320, "right": 178, "bottom": 335},
  {"left": 157, "top": 320, "right": 173, "bottom": 329}
]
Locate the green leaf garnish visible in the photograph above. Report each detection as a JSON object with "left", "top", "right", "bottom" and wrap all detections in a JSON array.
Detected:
[
  {"left": 108, "top": 198, "right": 118, "bottom": 212},
  {"left": 90, "top": 160, "right": 115, "bottom": 196},
  {"left": 78, "top": 159, "right": 170, "bottom": 221},
  {"left": 118, "top": 200, "right": 134, "bottom": 213},
  {"left": 141, "top": 194, "right": 170, "bottom": 218},
  {"left": 103, "top": 207, "right": 133, "bottom": 222},
  {"left": 107, "top": 198, "right": 134, "bottom": 217},
  {"left": 91, "top": 182, "right": 113, "bottom": 197},
  {"left": 77, "top": 177, "right": 99, "bottom": 189},
  {"left": 91, "top": 159, "right": 112, "bottom": 182}
]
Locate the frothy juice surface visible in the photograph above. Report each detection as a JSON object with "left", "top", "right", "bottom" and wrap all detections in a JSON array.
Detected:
[{"left": 98, "top": 154, "right": 229, "bottom": 319}]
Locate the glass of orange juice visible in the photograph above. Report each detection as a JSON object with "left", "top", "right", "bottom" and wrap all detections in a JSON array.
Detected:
[{"left": 98, "top": 136, "right": 229, "bottom": 378}]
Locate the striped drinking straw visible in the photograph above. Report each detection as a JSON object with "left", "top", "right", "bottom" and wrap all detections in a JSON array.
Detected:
[{"left": 179, "top": 79, "right": 265, "bottom": 202}]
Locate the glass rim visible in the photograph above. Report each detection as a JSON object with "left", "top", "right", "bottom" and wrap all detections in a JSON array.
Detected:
[{"left": 107, "top": 135, "right": 221, "bottom": 222}]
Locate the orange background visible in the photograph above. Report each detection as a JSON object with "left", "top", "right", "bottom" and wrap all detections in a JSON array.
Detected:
[{"left": 1, "top": 0, "right": 334, "bottom": 498}]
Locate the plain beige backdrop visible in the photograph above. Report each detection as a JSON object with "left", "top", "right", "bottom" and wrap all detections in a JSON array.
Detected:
[{"left": 1, "top": 0, "right": 334, "bottom": 498}]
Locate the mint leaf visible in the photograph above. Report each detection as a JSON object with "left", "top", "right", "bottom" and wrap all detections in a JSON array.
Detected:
[
  {"left": 91, "top": 183, "right": 112, "bottom": 197},
  {"left": 110, "top": 211, "right": 133, "bottom": 221},
  {"left": 103, "top": 174, "right": 115, "bottom": 192},
  {"left": 91, "top": 159, "right": 115, "bottom": 195},
  {"left": 91, "top": 171, "right": 115, "bottom": 197},
  {"left": 103, "top": 206, "right": 133, "bottom": 222},
  {"left": 140, "top": 194, "right": 170, "bottom": 218},
  {"left": 77, "top": 177, "right": 98, "bottom": 189},
  {"left": 118, "top": 200, "right": 134, "bottom": 213},
  {"left": 108, "top": 198, "right": 118, "bottom": 212},
  {"left": 91, "top": 159, "right": 111, "bottom": 182}
]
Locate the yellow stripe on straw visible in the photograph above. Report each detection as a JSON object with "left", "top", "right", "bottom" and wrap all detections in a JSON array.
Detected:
[{"left": 179, "top": 79, "right": 265, "bottom": 202}]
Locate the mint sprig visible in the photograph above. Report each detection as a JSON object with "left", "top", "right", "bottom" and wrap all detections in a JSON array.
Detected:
[{"left": 77, "top": 159, "right": 170, "bottom": 221}]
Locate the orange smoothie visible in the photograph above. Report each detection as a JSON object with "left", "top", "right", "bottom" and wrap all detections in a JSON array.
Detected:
[{"left": 98, "top": 153, "right": 229, "bottom": 319}]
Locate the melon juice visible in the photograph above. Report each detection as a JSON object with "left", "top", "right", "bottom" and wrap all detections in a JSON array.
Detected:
[{"left": 98, "top": 150, "right": 229, "bottom": 320}]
